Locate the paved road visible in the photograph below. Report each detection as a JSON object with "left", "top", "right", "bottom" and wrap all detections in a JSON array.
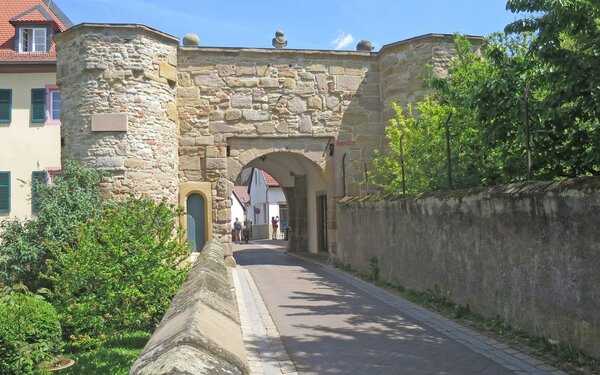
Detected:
[{"left": 233, "top": 241, "right": 562, "bottom": 375}]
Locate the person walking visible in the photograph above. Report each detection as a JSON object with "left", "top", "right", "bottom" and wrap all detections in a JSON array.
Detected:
[
  {"left": 234, "top": 217, "right": 243, "bottom": 244},
  {"left": 271, "top": 216, "right": 279, "bottom": 240}
]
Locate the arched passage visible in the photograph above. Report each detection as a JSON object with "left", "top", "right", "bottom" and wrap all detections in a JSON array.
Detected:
[{"left": 227, "top": 137, "right": 334, "bottom": 254}]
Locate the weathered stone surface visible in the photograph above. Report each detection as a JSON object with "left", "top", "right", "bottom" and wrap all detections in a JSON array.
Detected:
[
  {"left": 159, "top": 62, "right": 177, "bottom": 83},
  {"left": 231, "top": 94, "right": 252, "bottom": 109},
  {"left": 315, "top": 74, "right": 328, "bottom": 93},
  {"left": 225, "top": 77, "right": 259, "bottom": 88},
  {"left": 325, "top": 96, "right": 340, "bottom": 110},
  {"left": 287, "top": 97, "right": 307, "bottom": 113},
  {"left": 300, "top": 116, "right": 313, "bottom": 133},
  {"left": 124, "top": 158, "right": 146, "bottom": 168},
  {"left": 177, "top": 86, "right": 199, "bottom": 99},
  {"left": 256, "top": 122, "right": 277, "bottom": 134},
  {"left": 216, "top": 64, "right": 235, "bottom": 76},
  {"left": 194, "top": 74, "right": 225, "bottom": 88},
  {"left": 307, "top": 96, "right": 323, "bottom": 110},
  {"left": 224, "top": 109, "right": 242, "bottom": 121},
  {"left": 259, "top": 77, "right": 279, "bottom": 88},
  {"left": 130, "top": 240, "right": 249, "bottom": 374},
  {"left": 282, "top": 78, "right": 296, "bottom": 90},
  {"left": 242, "top": 109, "right": 269, "bottom": 121},
  {"left": 195, "top": 135, "right": 214, "bottom": 145},
  {"left": 94, "top": 156, "right": 124, "bottom": 169},
  {"left": 336, "top": 75, "right": 362, "bottom": 91},
  {"left": 206, "top": 158, "right": 227, "bottom": 170},
  {"left": 297, "top": 82, "right": 315, "bottom": 96},
  {"left": 306, "top": 64, "right": 326, "bottom": 72},
  {"left": 236, "top": 65, "right": 255, "bottom": 76},
  {"left": 337, "top": 179, "right": 600, "bottom": 359},
  {"left": 180, "top": 155, "right": 200, "bottom": 170}
]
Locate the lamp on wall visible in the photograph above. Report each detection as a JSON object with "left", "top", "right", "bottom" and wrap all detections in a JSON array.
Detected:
[{"left": 323, "top": 138, "right": 335, "bottom": 157}]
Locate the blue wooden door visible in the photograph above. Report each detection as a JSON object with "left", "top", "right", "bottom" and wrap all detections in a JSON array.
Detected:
[{"left": 187, "top": 193, "right": 206, "bottom": 251}]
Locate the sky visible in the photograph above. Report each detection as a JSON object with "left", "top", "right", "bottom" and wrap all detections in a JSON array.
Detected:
[{"left": 53, "top": 0, "right": 522, "bottom": 51}]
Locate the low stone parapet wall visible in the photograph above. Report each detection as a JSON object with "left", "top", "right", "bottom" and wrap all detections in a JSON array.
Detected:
[
  {"left": 336, "top": 177, "right": 600, "bottom": 358},
  {"left": 130, "top": 239, "right": 248, "bottom": 374}
]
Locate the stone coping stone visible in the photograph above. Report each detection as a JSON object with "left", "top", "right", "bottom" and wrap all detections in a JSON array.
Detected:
[
  {"left": 130, "top": 239, "right": 248, "bottom": 375},
  {"left": 338, "top": 176, "right": 600, "bottom": 204}
]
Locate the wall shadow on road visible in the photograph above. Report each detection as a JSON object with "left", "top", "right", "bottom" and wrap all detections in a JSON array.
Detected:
[{"left": 244, "top": 249, "right": 509, "bottom": 374}]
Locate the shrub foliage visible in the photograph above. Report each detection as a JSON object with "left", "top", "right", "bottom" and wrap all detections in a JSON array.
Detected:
[
  {"left": 0, "top": 161, "right": 102, "bottom": 290},
  {"left": 0, "top": 285, "right": 62, "bottom": 374},
  {"left": 44, "top": 197, "right": 189, "bottom": 347}
]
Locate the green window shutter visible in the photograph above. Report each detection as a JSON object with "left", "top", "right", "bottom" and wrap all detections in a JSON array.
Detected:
[
  {"left": 31, "top": 171, "right": 47, "bottom": 213},
  {"left": 0, "top": 89, "right": 11, "bottom": 123},
  {"left": 0, "top": 172, "right": 10, "bottom": 213},
  {"left": 31, "top": 88, "right": 46, "bottom": 123}
]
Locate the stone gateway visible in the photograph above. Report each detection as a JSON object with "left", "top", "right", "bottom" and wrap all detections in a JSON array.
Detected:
[{"left": 55, "top": 23, "right": 481, "bottom": 256}]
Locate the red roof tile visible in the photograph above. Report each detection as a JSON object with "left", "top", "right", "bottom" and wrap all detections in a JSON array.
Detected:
[
  {"left": 232, "top": 186, "right": 250, "bottom": 205},
  {"left": 262, "top": 171, "right": 279, "bottom": 187},
  {"left": 0, "top": 0, "right": 72, "bottom": 63}
]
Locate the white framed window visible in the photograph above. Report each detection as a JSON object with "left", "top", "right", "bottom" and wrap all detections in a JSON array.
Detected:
[
  {"left": 50, "top": 90, "right": 60, "bottom": 121},
  {"left": 19, "top": 28, "right": 47, "bottom": 53},
  {"left": 44, "top": 85, "right": 61, "bottom": 125}
]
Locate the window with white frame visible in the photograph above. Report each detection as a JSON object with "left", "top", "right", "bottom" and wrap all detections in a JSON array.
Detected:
[
  {"left": 50, "top": 90, "right": 60, "bottom": 121},
  {"left": 19, "top": 27, "right": 47, "bottom": 53}
]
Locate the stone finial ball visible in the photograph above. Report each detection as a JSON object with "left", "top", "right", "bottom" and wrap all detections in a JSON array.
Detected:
[
  {"left": 183, "top": 33, "right": 200, "bottom": 46},
  {"left": 272, "top": 30, "right": 287, "bottom": 49},
  {"left": 356, "top": 39, "right": 374, "bottom": 52}
]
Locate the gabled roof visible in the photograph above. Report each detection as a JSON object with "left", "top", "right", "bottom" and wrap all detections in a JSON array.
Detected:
[
  {"left": 262, "top": 171, "right": 279, "bottom": 187},
  {"left": 232, "top": 186, "right": 250, "bottom": 206},
  {"left": 0, "top": 0, "right": 73, "bottom": 63},
  {"left": 11, "top": 5, "right": 55, "bottom": 25},
  {"left": 247, "top": 168, "right": 280, "bottom": 195}
]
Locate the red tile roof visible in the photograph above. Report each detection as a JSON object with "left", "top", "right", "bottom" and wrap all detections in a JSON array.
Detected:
[
  {"left": 232, "top": 185, "right": 250, "bottom": 205},
  {"left": 262, "top": 171, "right": 279, "bottom": 187},
  {"left": 0, "top": 0, "right": 72, "bottom": 63}
]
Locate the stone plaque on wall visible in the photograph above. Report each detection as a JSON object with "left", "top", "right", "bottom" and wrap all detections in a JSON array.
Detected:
[{"left": 91, "top": 113, "right": 128, "bottom": 132}]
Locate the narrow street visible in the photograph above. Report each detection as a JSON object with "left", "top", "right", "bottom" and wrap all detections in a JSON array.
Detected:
[{"left": 232, "top": 241, "right": 563, "bottom": 375}]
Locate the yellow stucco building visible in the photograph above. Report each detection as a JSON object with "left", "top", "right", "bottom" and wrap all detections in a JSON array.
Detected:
[{"left": 0, "top": 0, "right": 72, "bottom": 219}]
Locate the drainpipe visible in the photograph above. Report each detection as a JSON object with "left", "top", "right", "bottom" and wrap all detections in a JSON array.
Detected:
[
  {"left": 265, "top": 186, "right": 270, "bottom": 223},
  {"left": 342, "top": 153, "right": 347, "bottom": 197}
]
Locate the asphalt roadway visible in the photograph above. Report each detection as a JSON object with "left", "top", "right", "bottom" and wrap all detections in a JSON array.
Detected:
[{"left": 232, "top": 240, "right": 563, "bottom": 375}]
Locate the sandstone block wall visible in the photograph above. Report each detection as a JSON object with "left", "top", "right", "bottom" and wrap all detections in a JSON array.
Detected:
[
  {"left": 56, "top": 24, "right": 180, "bottom": 203},
  {"left": 336, "top": 178, "right": 600, "bottom": 358},
  {"left": 55, "top": 24, "right": 476, "bottom": 251},
  {"left": 130, "top": 239, "right": 248, "bottom": 374},
  {"left": 176, "top": 48, "right": 381, "bottom": 240}
]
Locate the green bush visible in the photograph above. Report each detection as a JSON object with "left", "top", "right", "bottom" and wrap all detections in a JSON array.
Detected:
[
  {"left": 44, "top": 197, "right": 189, "bottom": 348},
  {"left": 0, "top": 161, "right": 102, "bottom": 290},
  {"left": 0, "top": 286, "right": 62, "bottom": 374}
]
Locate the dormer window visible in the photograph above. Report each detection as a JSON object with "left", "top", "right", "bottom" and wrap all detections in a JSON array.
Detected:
[{"left": 18, "top": 27, "right": 47, "bottom": 53}]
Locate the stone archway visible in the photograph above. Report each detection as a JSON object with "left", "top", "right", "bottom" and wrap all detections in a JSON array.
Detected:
[{"left": 227, "top": 137, "right": 333, "bottom": 253}]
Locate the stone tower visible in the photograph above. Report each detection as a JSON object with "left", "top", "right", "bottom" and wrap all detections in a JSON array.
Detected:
[{"left": 56, "top": 24, "right": 180, "bottom": 203}]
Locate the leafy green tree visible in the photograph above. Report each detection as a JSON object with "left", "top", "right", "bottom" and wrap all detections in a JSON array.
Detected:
[
  {"left": 43, "top": 197, "right": 189, "bottom": 348},
  {"left": 505, "top": 0, "right": 600, "bottom": 176},
  {"left": 370, "top": 99, "right": 451, "bottom": 193},
  {"left": 0, "top": 161, "right": 102, "bottom": 289}
]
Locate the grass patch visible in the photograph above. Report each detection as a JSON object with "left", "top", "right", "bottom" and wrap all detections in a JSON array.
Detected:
[
  {"left": 332, "top": 259, "right": 600, "bottom": 375},
  {"left": 62, "top": 331, "right": 150, "bottom": 375}
]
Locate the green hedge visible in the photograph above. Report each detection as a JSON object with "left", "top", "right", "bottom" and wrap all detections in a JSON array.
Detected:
[{"left": 0, "top": 292, "right": 62, "bottom": 374}]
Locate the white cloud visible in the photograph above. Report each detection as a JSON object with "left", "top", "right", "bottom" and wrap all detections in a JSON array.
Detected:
[{"left": 331, "top": 32, "right": 354, "bottom": 50}]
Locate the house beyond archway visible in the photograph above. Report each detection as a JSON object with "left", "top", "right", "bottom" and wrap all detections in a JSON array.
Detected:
[{"left": 232, "top": 149, "right": 328, "bottom": 253}]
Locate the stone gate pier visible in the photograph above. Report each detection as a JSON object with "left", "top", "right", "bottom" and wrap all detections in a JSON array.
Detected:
[{"left": 55, "top": 23, "right": 481, "bottom": 255}]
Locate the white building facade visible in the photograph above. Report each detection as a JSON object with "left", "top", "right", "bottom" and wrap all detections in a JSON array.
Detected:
[{"left": 246, "top": 168, "right": 288, "bottom": 239}]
